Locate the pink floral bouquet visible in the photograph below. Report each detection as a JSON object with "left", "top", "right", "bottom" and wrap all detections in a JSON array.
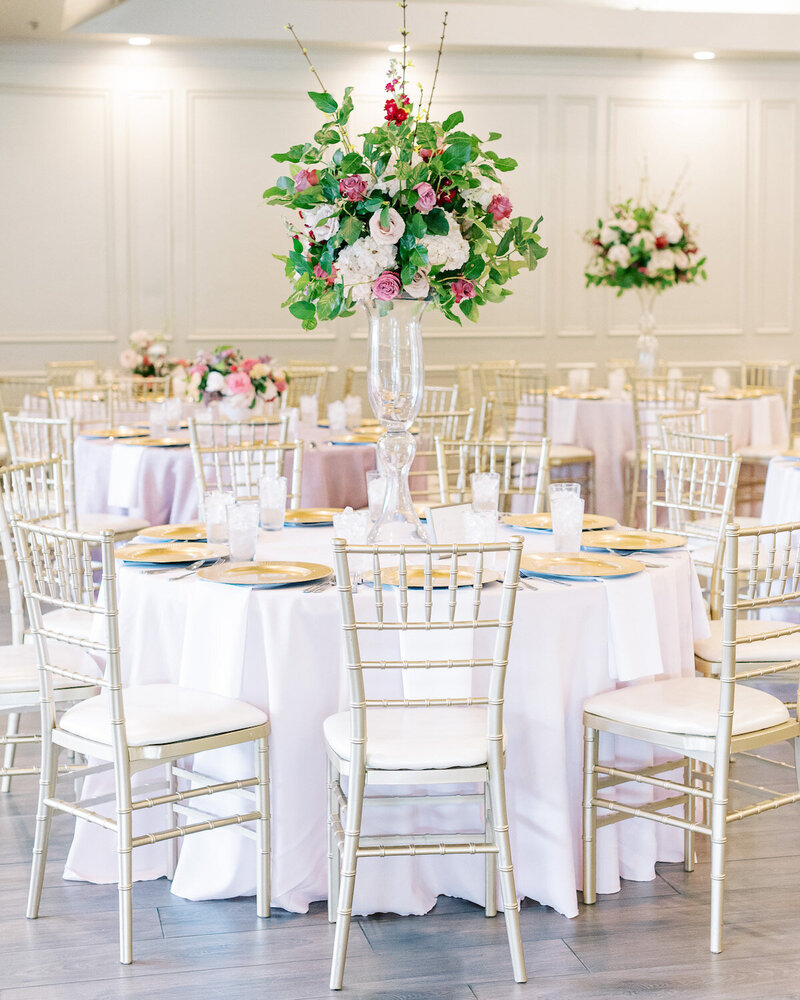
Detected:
[
  {"left": 184, "top": 345, "right": 288, "bottom": 414},
  {"left": 119, "top": 330, "right": 178, "bottom": 378}
]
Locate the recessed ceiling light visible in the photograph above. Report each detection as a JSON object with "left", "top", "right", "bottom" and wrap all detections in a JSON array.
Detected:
[
  {"left": 693, "top": 50, "right": 716, "bottom": 60},
  {"left": 128, "top": 36, "right": 151, "bottom": 46},
  {"left": 388, "top": 43, "right": 410, "bottom": 53}
]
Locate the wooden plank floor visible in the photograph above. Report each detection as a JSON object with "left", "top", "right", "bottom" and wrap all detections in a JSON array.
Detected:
[{"left": 1, "top": 597, "right": 799, "bottom": 997}]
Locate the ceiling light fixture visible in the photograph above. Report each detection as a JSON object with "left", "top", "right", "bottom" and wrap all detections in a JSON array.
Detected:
[
  {"left": 388, "top": 43, "right": 409, "bottom": 53},
  {"left": 693, "top": 50, "right": 716, "bottom": 60},
  {"left": 128, "top": 36, "right": 151, "bottom": 46}
]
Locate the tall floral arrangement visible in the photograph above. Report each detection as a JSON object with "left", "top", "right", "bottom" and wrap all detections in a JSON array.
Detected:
[
  {"left": 184, "top": 345, "right": 288, "bottom": 414},
  {"left": 583, "top": 198, "right": 707, "bottom": 295},
  {"left": 264, "top": 13, "right": 547, "bottom": 329},
  {"left": 119, "top": 330, "right": 178, "bottom": 378}
]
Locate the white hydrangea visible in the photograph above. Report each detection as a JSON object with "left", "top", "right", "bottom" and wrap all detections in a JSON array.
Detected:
[
  {"left": 616, "top": 217, "right": 638, "bottom": 234},
  {"left": 652, "top": 211, "right": 683, "bottom": 244},
  {"left": 422, "top": 221, "right": 470, "bottom": 271},
  {"left": 336, "top": 236, "right": 398, "bottom": 302},
  {"left": 461, "top": 174, "right": 502, "bottom": 211},
  {"left": 301, "top": 204, "right": 339, "bottom": 242}
]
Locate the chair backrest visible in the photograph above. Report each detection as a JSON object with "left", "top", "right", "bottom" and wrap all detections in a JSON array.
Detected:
[
  {"left": 742, "top": 360, "right": 792, "bottom": 391},
  {"left": 476, "top": 360, "right": 518, "bottom": 400},
  {"left": 342, "top": 366, "right": 366, "bottom": 401},
  {"left": 0, "top": 374, "right": 50, "bottom": 417},
  {"left": 630, "top": 375, "right": 702, "bottom": 452},
  {"left": 494, "top": 368, "right": 549, "bottom": 440},
  {"left": 435, "top": 437, "right": 551, "bottom": 514},
  {"left": 409, "top": 409, "right": 475, "bottom": 503},
  {"left": 456, "top": 365, "right": 476, "bottom": 410},
  {"left": 668, "top": 361, "right": 740, "bottom": 388},
  {"left": 45, "top": 360, "right": 100, "bottom": 389},
  {"left": 188, "top": 427, "right": 304, "bottom": 509},
  {"left": 421, "top": 385, "right": 459, "bottom": 414},
  {"left": 285, "top": 364, "right": 329, "bottom": 409},
  {"left": 646, "top": 446, "right": 741, "bottom": 618},
  {"left": 332, "top": 536, "right": 524, "bottom": 757},
  {"left": 789, "top": 368, "right": 800, "bottom": 449},
  {"left": 658, "top": 410, "right": 732, "bottom": 456},
  {"left": 187, "top": 414, "right": 290, "bottom": 449},
  {"left": 109, "top": 375, "right": 172, "bottom": 425},
  {"left": 48, "top": 385, "right": 113, "bottom": 429},
  {"left": 3, "top": 414, "right": 79, "bottom": 525}
]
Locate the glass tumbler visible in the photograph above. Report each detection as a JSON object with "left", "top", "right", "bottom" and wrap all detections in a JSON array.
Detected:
[
  {"left": 226, "top": 501, "right": 260, "bottom": 561},
  {"left": 259, "top": 475, "right": 287, "bottom": 531},
  {"left": 203, "top": 490, "right": 234, "bottom": 545}
]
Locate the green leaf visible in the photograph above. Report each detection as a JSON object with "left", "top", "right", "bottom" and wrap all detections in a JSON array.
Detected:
[
  {"left": 408, "top": 213, "right": 427, "bottom": 239},
  {"left": 401, "top": 262, "right": 416, "bottom": 286},
  {"left": 340, "top": 216, "right": 364, "bottom": 245},
  {"left": 439, "top": 141, "right": 472, "bottom": 172},
  {"left": 308, "top": 91, "right": 338, "bottom": 115},
  {"left": 288, "top": 251, "right": 312, "bottom": 275},
  {"left": 459, "top": 298, "right": 478, "bottom": 322},
  {"left": 496, "top": 230, "right": 514, "bottom": 257},
  {"left": 415, "top": 122, "right": 437, "bottom": 147},
  {"left": 276, "top": 175, "right": 294, "bottom": 190},
  {"left": 314, "top": 126, "right": 341, "bottom": 146},
  {"left": 361, "top": 197, "right": 384, "bottom": 212},
  {"left": 273, "top": 143, "right": 310, "bottom": 164},
  {"left": 289, "top": 301, "right": 316, "bottom": 321},
  {"left": 380, "top": 205, "right": 390, "bottom": 228},
  {"left": 320, "top": 174, "right": 340, "bottom": 202},
  {"left": 262, "top": 186, "right": 287, "bottom": 200},
  {"left": 442, "top": 111, "right": 464, "bottom": 132},
  {"left": 486, "top": 131, "right": 502, "bottom": 142},
  {"left": 338, "top": 86, "right": 354, "bottom": 125},
  {"left": 339, "top": 151, "right": 367, "bottom": 174},
  {"left": 491, "top": 156, "right": 517, "bottom": 173},
  {"left": 463, "top": 256, "right": 485, "bottom": 281},
  {"left": 425, "top": 208, "right": 450, "bottom": 235}
]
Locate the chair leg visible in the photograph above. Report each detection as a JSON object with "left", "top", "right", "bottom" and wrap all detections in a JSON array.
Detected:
[
  {"left": 26, "top": 740, "right": 58, "bottom": 919},
  {"left": 709, "top": 756, "right": 730, "bottom": 954},
  {"left": 488, "top": 754, "right": 526, "bottom": 984},
  {"left": 256, "top": 734, "right": 270, "bottom": 919},
  {"left": 329, "top": 762, "right": 366, "bottom": 991},
  {"left": 1, "top": 713, "right": 21, "bottom": 794},
  {"left": 794, "top": 737, "right": 800, "bottom": 790},
  {"left": 582, "top": 725, "right": 598, "bottom": 905},
  {"left": 484, "top": 784, "right": 497, "bottom": 918},
  {"left": 684, "top": 757, "right": 695, "bottom": 873},
  {"left": 327, "top": 756, "right": 340, "bottom": 924},
  {"left": 116, "top": 770, "right": 134, "bottom": 965},
  {"left": 165, "top": 766, "right": 178, "bottom": 881}
]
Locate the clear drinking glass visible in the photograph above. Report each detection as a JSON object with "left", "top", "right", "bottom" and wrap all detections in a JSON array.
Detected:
[
  {"left": 203, "top": 490, "right": 234, "bottom": 545},
  {"left": 164, "top": 397, "right": 182, "bottom": 430},
  {"left": 549, "top": 483, "right": 584, "bottom": 552},
  {"left": 470, "top": 472, "right": 501, "bottom": 513},
  {"left": 333, "top": 507, "right": 371, "bottom": 580},
  {"left": 366, "top": 469, "right": 388, "bottom": 520},
  {"left": 148, "top": 401, "right": 167, "bottom": 438},
  {"left": 227, "top": 501, "right": 260, "bottom": 561},
  {"left": 328, "top": 400, "right": 347, "bottom": 433},
  {"left": 259, "top": 475, "right": 287, "bottom": 531},
  {"left": 299, "top": 395, "right": 318, "bottom": 426}
]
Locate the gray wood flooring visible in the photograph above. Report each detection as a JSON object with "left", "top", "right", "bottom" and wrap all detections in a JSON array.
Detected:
[{"left": 0, "top": 588, "right": 799, "bottom": 998}]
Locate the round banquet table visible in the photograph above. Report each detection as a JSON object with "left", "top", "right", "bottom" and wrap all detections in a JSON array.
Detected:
[
  {"left": 63, "top": 523, "right": 709, "bottom": 920},
  {"left": 547, "top": 390, "right": 789, "bottom": 523},
  {"left": 761, "top": 455, "right": 800, "bottom": 524},
  {"left": 74, "top": 424, "right": 377, "bottom": 526}
]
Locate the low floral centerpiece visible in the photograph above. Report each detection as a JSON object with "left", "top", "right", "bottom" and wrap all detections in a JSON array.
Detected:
[
  {"left": 263, "top": 6, "right": 547, "bottom": 539},
  {"left": 184, "top": 345, "right": 288, "bottom": 419},
  {"left": 119, "top": 330, "right": 178, "bottom": 379}
]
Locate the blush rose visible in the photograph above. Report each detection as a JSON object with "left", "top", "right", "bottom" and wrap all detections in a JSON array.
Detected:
[{"left": 373, "top": 271, "right": 402, "bottom": 301}]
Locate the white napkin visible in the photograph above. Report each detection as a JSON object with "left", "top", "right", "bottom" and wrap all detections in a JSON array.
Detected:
[
  {"left": 604, "top": 572, "right": 664, "bottom": 682},
  {"left": 568, "top": 368, "right": 590, "bottom": 392},
  {"left": 712, "top": 367, "right": 731, "bottom": 392},
  {"left": 107, "top": 443, "right": 145, "bottom": 510},
  {"left": 552, "top": 396, "right": 578, "bottom": 445},
  {"left": 607, "top": 368, "right": 626, "bottom": 398},
  {"left": 751, "top": 396, "right": 774, "bottom": 449},
  {"left": 399, "top": 580, "right": 475, "bottom": 700},
  {"left": 344, "top": 395, "right": 362, "bottom": 428}
]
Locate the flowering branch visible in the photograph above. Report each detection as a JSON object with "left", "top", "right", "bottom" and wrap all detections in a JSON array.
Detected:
[
  {"left": 425, "top": 10, "right": 448, "bottom": 122},
  {"left": 285, "top": 23, "right": 329, "bottom": 95},
  {"left": 400, "top": 0, "right": 409, "bottom": 93}
]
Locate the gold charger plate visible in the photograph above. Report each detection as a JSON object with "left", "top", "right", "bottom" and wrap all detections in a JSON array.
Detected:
[
  {"left": 80, "top": 426, "right": 149, "bottom": 440},
  {"left": 366, "top": 564, "right": 500, "bottom": 589},
  {"left": 285, "top": 507, "right": 344, "bottom": 526},
  {"left": 119, "top": 436, "right": 189, "bottom": 448},
  {"left": 197, "top": 560, "right": 332, "bottom": 588},
  {"left": 521, "top": 552, "right": 644, "bottom": 580},
  {"left": 503, "top": 513, "right": 616, "bottom": 532},
  {"left": 141, "top": 523, "right": 206, "bottom": 542},
  {"left": 581, "top": 529, "right": 686, "bottom": 552},
  {"left": 331, "top": 431, "right": 382, "bottom": 444},
  {"left": 115, "top": 542, "right": 227, "bottom": 565}
]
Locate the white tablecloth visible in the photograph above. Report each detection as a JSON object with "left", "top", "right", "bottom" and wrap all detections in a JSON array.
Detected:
[
  {"left": 548, "top": 391, "right": 788, "bottom": 522},
  {"left": 63, "top": 525, "right": 708, "bottom": 919},
  {"left": 761, "top": 456, "right": 800, "bottom": 524}
]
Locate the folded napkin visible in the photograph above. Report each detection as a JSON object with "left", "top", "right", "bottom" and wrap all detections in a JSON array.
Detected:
[
  {"left": 604, "top": 571, "right": 664, "bottom": 682},
  {"left": 107, "top": 443, "right": 145, "bottom": 510},
  {"left": 551, "top": 396, "right": 579, "bottom": 445},
  {"left": 712, "top": 367, "right": 732, "bottom": 392},
  {"left": 568, "top": 368, "right": 590, "bottom": 392}
]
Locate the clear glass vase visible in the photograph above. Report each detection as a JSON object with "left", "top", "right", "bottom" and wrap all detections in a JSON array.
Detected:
[
  {"left": 364, "top": 296, "right": 431, "bottom": 543},
  {"left": 635, "top": 287, "right": 659, "bottom": 377}
]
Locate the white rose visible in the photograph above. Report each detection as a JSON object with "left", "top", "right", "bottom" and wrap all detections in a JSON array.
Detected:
[
  {"left": 205, "top": 371, "right": 226, "bottom": 393},
  {"left": 129, "top": 329, "right": 150, "bottom": 349},
  {"left": 149, "top": 342, "right": 167, "bottom": 358},
  {"left": 607, "top": 244, "right": 631, "bottom": 269},
  {"left": 637, "top": 231, "right": 657, "bottom": 252},
  {"left": 302, "top": 204, "right": 340, "bottom": 242},
  {"left": 368, "top": 207, "right": 406, "bottom": 245},
  {"left": 652, "top": 211, "right": 683, "bottom": 245},
  {"left": 650, "top": 248, "right": 676, "bottom": 271},
  {"left": 404, "top": 270, "right": 430, "bottom": 299},
  {"left": 119, "top": 348, "right": 139, "bottom": 370},
  {"left": 616, "top": 218, "right": 638, "bottom": 234},
  {"left": 599, "top": 225, "right": 616, "bottom": 246},
  {"left": 673, "top": 249, "right": 689, "bottom": 270}
]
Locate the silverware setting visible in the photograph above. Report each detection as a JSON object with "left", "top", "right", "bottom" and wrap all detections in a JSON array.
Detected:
[
  {"left": 304, "top": 575, "right": 335, "bottom": 594},
  {"left": 168, "top": 556, "right": 228, "bottom": 582}
]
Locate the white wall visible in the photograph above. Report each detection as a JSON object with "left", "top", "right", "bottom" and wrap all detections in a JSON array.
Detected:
[{"left": 1, "top": 40, "right": 799, "bottom": 377}]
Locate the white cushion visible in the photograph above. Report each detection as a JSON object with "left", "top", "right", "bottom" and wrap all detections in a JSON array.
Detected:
[
  {"left": 41, "top": 608, "right": 95, "bottom": 643},
  {"left": 550, "top": 444, "right": 593, "bottom": 463},
  {"left": 59, "top": 682, "right": 268, "bottom": 747},
  {"left": 323, "top": 706, "right": 501, "bottom": 770},
  {"left": 0, "top": 642, "right": 99, "bottom": 694},
  {"left": 695, "top": 618, "right": 800, "bottom": 663},
  {"left": 78, "top": 512, "right": 150, "bottom": 535},
  {"left": 584, "top": 676, "right": 790, "bottom": 737},
  {"left": 738, "top": 445, "right": 782, "bottom": 460}
]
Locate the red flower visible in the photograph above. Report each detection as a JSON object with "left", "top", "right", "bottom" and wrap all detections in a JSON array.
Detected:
[
  {"left": 487, "top": 194, "right": 513, "bottom": 222},
  {"left": 385, "top": 81, "right": 396, "bottom": 93},
  {"left": 655, "top": 235, "right": 669, "bottom": 250},
  {"left": 384, "top": 98, "right": 410, "bottom": 125},
  {"left": 314, "top": 263, "right": 337, "bottom": 287},
  {"left": 437, "top": 178, "right": 457, "bottom": 206},
  {"left": 451, "top": 279, "right": 477, "bottom": 304}
]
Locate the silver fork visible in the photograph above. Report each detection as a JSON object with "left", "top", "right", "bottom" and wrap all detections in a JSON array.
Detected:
[{"left": 168, "top": 557, "right": 227, "bottom": 582}]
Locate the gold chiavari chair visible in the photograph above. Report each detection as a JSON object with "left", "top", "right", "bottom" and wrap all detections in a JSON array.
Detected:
[
  {"left": 456, "top": 364, "right": 477, "bottom": 410},
  {"left": 47, "top": 384, "right": 113, "bottom": 430},
  {"left": 0, "top": 460, "right": 100, "bottom": 793},
  {"left": 495, "top": 369, "right": 595, "bottom": 509},
  {"left": 342, "top": 365, "right": 366, "bottom": 401},
  {"left": 735, "top": 367, "right": 800, "bottom": 507},
  {"left": 742, "top": 359, "right": 793, "bottom": 394},
  {"left": 435, "top": 436, "right": 551, "bottom": 514},
  {"left": 409, "top": 409, "right": 475, "bottom": 504},
  {"left": 421, "top": 384, "right": 459, "bottom": 414},
  {"left": 476, "top": 360, "right": 518, "bottom": 400},
  {"left": 187, "top": 414, "right": 290, "bottom": 450},
  {"left": 45, "top": 360, "right": 100, "bottom": 389},
  {"left": 669, "top": 361, "right": 740, "bottom": 388},
  {"left": 583, "top": 521, "right": 800, "bottom": 954},
  {"left": 4, "top": 414, "right": 150, "bottom": 540},
  {"left": 626, "top": 374, "right": 702, "bottom": 526},
  {"left": 109, "top": 374, "right": 172, "bottom": 426},
  {"left": 658, "top": 410, "right": 734, "bottom": 457},
  {"left": 188, "top": 428, "right": 303, "bottom": 510},
  {"left": 326, "top": 536, "right": 527, "bottom": 989},
  {"left": 14, "top": 515, "right": 270, "bottom": 964},
  {"left": 0, "top": 374, "right": 50, "bottom": 418},
  {"left": 285, "top": 363, "right": 329, "bottom": 409}
]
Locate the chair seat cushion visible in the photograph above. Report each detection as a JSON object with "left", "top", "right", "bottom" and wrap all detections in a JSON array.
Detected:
[
  {"left": 584, "top": 676, "right": 790, "bottom": 737},
  {"left": 695, "top": 618, "right": 800, "bottom": 663},
  {"left": 738, "top": 445, "right": 782, "bottom": 461},
  {"left": 324, "top": 707, "right": 501, "bottom": 770},
  {"left": 550, "top": 444, "right": 594, "bottom": 463},
  {"left": 0, "top": 642, "right": 99, "bottom": 694},
  {"left": 41, "top": 608, "right": 95, "bottom": 643},
  {"left": 77, "top": 512, "right": 150, "bottom": 535},
  {"left": 58, "top": 683, "right": 268, "bottom": 747}
]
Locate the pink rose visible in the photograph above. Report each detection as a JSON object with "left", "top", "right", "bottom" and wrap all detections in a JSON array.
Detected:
[
  {"left": 314, "top": 263, "right": 337, "bottom": 286},
  {"left": 368, "top": 207, "right": 406, "bottom": 245},
  {"left": 451, "top": 278, "right": 476, "bottom": 304},
  {"left": 274, "top": 379, "right": 287, "bottom": 394},
  {"left": 339, "top": 175, "right": 368, "bottom": 202},
  {"left": 413, "top": 182, "right": 437, "bottom": 214},
  {"left": 373, "top": 271, "right": 402, "bottom": 301},
  {"left": 294, "top": 168, "right": 319, "bottom": 192},
  {"left": 189, "top": 363, "right": 207, "bottom": 376},
  {"left": 225, "top": 371, "right": 254, "bottom": 396},
  {"left": 239, "top": 358, "right": 257, "bottom": 374},
  {"left": 487, "top": 194, "right": 513, "bottom": 222}
]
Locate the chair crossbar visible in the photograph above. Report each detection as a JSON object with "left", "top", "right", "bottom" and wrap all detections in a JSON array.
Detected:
[
  {"left": 596, "top": 793, "right": 692, "bottom": 829},
  {"left": 132, "top": 810, "right": 262, "bottom": 848},
  {"left": 356, "top": 839, "right": 499, "bottom": 858},
  {"left": 130, "top": 776, "right": 258, "bottom": 811},
  {"left": 364, "top": 697, "right": 489, "bottom": 708},
  {"left": 0, "top": 734, "right": 39, "bottom": 745},
  {"left": 1, "top": 762, "right": 86, "bottom": 778},
  {"left": 172, "top": 802, "right": 258, "bottom": 840},
  {"left": 726, "top": 790, "right": 800, "bottom": 823},
  {"left": 737, "top": 751, "right": 797, "bottom": 770},
  {"left": 593, "top": 795, "right": 710, "bottom": 835},
  {"left": 356, "top": 621, "right": 496, "bottom": 632},
  {"left": 44, "top": 796, "right": 118, "bottom": 831},
  {"left": 360, "top": 657, "right": 493, "bottom": 670},
  {"left": 348, "top": 792, "right": 486, "bottom": 809},
  {"left": 735, "top": 661, "right": 800, "bottom": 681},
  {"left": 726, "top": 776, "right": 788, "bottom": 799},
  {"left": 595, "top": 763, "right": 713, "bottom": 800},
  {"left": 42, "top": 662, "right": 106, "bottom": 687}
]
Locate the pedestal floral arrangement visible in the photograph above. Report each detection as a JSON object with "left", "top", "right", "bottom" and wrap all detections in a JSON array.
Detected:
[
  {"left": 184, "top": 345, "right": 288, "bottom": 420},
  {"left": 264, "top": 7, "right": 547, "bottom": 538},
  {"left": 583, "top": 196, "right": 707, "bottom": 374},
  {"left": 119, "top": 330, "right": 179, "bottom": 379}
]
